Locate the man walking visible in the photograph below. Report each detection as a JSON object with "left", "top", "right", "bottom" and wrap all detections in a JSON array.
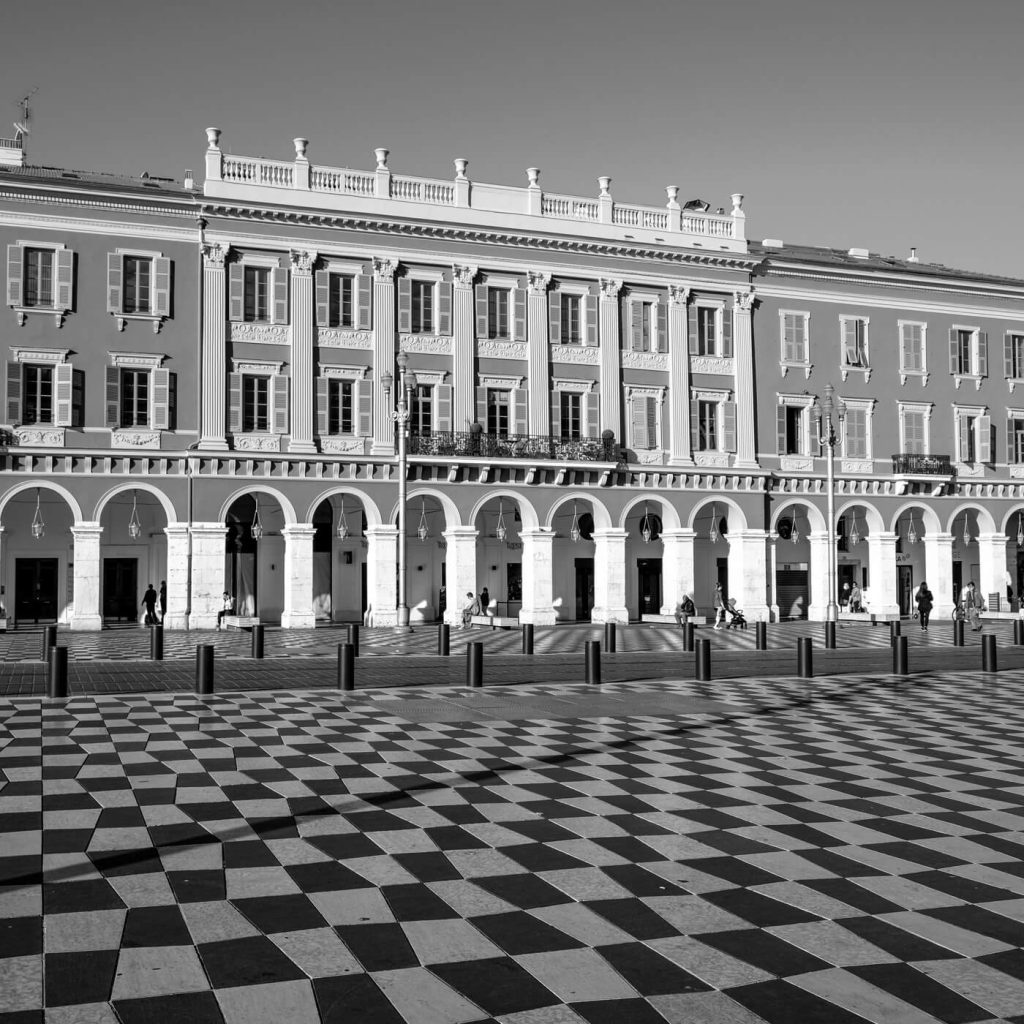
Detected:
[
  {"left": 915, "top": 581, "right": 933, "bottom": 631},
  {"left": 141, "top": 583, "right": 158, "bottom": 625}
]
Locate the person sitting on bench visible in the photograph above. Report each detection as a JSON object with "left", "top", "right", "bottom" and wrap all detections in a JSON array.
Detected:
[{"left": 216, "top": 592, "right": 235, "bottom": 630}]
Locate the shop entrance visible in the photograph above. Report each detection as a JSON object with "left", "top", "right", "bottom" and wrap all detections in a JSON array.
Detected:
[
  {"left": 898, "top": 565, "right": 913, "bottom": 616},
  {"left": 575, "top": 558, "right": 595, "bottom": 620},
  {"left": 15, "top": 558, "right": 59, "bottom": 624},
  {"left": 637, "top": 558, "right": 662, "bottom": 619},
  {"left": 103, "top": 558, "right": 139, "bottom": 622}
]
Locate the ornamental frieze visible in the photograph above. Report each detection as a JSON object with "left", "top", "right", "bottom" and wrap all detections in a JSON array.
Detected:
[
  {"left": 690, "top": 355, "right": 734, "bottom": 376},
  {"left": 111, "top": 430, "right": 160, "bottom": 449},
  {"left": 234, "top": 434, "right": 282, "bottom": 452},
  {"left": 400, "top": 335, "right": 452, "bottom": 355},
  {"left": 840, "top": 459, "right": 873, "bottom": 474},
  {"left": 693, "top": 451, "right": 732, "bottom": 468},
  {"left": 621, "top": 351, "right": 669, "bottom": 371},
  {"left": 15, "top": 427, "right": 66, "bottom": 447},
  {"left": 321, "top": 437, "right": 368, "bottom": 454},
  {"left": 228, "top": 323, "right": 290, "bottom": 345},
  {"left": 550, "top": 344, "right": 599, "bottom": 365},
  {"left": 477, "top": 340, "right": 528, "bottom": 360},
  {"left": 316, "top": 329, "right": 373, "bottom": 349}
]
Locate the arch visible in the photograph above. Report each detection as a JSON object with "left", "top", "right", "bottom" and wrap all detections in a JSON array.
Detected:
[
  {"left": 999, "top": 506, "right": 1024, "bottom": 535},
  {"left": 218, "top": 486, "right": 297, "bottom": 526},
  {"left": 93, "top": 482, "right": 176, "bottom": 524},
  {"left": 944, "top": 502, "right": 997, "bottom": 535},
  {"left": 889, "top": 501, "right": 942, "bottom": 535},
  {"left": 0, "top": 480, "right": 84, "bottom": 523},
  {"left": 686, "top": 495, "right": 748, "bottom": 533},
  {"left": 545, "top": 492, "right": 613, "bottom": 532},
  {"left": 619, "top": 493, "right": 683, "bottom": 532},
  {"left": 835, "top": 499, "right": 885, "bottom": 534},
  {"left": 468, "top": 491, "right": 540, "bottom": 532},
  {"left": 304, "top": 488, "right": 383, "bottom": 528},
  {"left": 391, "top": 487, "right": 461, "bottom": 530},
  {"left": 769, "top": 499, "right": 826, "bottom": 535}
]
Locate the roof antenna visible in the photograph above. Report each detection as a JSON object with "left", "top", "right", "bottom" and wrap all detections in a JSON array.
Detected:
[
  {"left": 13, "top": 86, "right": 37, "bottom": 139},
  {"left": 1, "top": 87, "right": 35, "bottom": 167}
]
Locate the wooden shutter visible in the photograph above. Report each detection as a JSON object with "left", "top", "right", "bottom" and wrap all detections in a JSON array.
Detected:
[
  {"left": 356, "top": 273, "right": 372, "bottom": 329},
  {"left": 356, "top": 379, "right": 373, "bottom": 435},
  {"left": 721, "top": 307, "right": 733, "bottom": 357},
  {"left": 657, "top": 302, "right": 667, "bottom": 352},
  {"left": 722, "top": 400, "right": 736, "bottom": 452},
  {"left": 475, "top": 285, "right": 488, "bottom": 338},
  {"left": 6, "top": 244, "right": 23, "bottom": 306},
  {"left": 902, "top": 326, "right": 915, "bottom": 372},
  {"left": 977, "top": 331, "right": 988, "bottom": 376},
  {"left": 435, "top": 383, "right": 452, "bottom": 432},
  {"left": 549, "top": 291, "right": 562, "bottom": 343},
  {"left": 54, "top": 362, "right": 73, "bottom": 427},
  {"left": 437, "top": 281, "right": 452, "bottom": 335},
  {"left": 631, "top": 395, "right": 648, "bottom": 449},
  {"left": 228, "top": 264, "right": 245, "bottom": 321},
  {"left": 397, "top": 277, "right": 412, "bottom": 333},
  {"left": 5, "top": 362, "right": 21, "bottom": 423},
  {"left": 512, "top": 287, "right": 527, "bottom": 342},
  {"left": 692, "top": 400, "right": 701, "bottom": 450},
  {"left": 1008, "top": 416, "right": 1017, "bottom": 464},
  {"left": 776, "top": 404, "right": 787, "bottom": 455},
  {"left": 551, "top": 391, "right": 561, "bottom": 437},
  {"left": 106, "top": 253, "right": 122, "bottom": 313},
  {"left": 688, "top": 304, "right": 698, "bottom": 354},
  {"left": 585, "top": 388, "right": 600, "bottom": 438},
  {"left": 958, "top": 413, "right": 971, "bottom": 461},
  {"left": 475, "top": 386, "right": 487, "bottom": 425},
  {"left": 228, "top": 372, "right": 243, "bottom": 433},
  {"left": 948, "top": 327, "right": 959, "bottom": 373},
  {"left": 152, "top": 257, "right": 171, "bottom": 317},
  {"left": 977, "top": 415, "right": 991, "bottom": 462},
  {"left": 105, "top": 366, "right": 120, "bottom": 427},
  {"left": 584, "top": 294, "right": 598, "bottom": 346},
  {"left": 271, "top": 374, "right": 289, "bottom": 433},
  {"left": 845, "top": 408, "right": 865, "bottom": 459},
  {"left": 630, "top": 300, "right": 643, "bottom": 351},
  {"left": 315, "top": 271, "right": 330, "bottom": 327},
  {"left": 55, "top": 249, "right": 73, "bottom": 309},
  {"left": 512, "top": 385, "right": 528, "bottom": 432},
  {"left": 646, "top": 396, "right": 657, "bottom": 447},
  {"left": 271, "top": 267, "right": 289, "bottom": 324},
  {"left": 316, "top": 377, "right": 329, "bottom": 435},
  {"left": 150, "top": 368, "right": 170, "bottom": 430}
]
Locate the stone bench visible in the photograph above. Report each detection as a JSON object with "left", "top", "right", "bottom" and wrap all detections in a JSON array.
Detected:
[
  {"left": 468, "top": 614, "right": 520, "bottom": 630},
  {"left": 839, "top": 611, "right": 900, "bottom": 623},
  {"left": 223, "top": 615, "right": 260, "bottom": 631},
  {"left": 641, "top": 613, "right": 715, "bottom": 625}
]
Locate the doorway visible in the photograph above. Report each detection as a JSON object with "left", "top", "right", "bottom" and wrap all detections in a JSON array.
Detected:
[
  {"left": 716, "top": 557, "right": 729, "bottom": 599},
  {"left": 898, "top": 565, "right": 913, "bottom": 617},
  {"left": 574, "top": 558, "right": 594, "bottom": 620},
  {"left": 775, "top": 565, "right": 808, "bottom": 620},
  {"left": 953, "top": 561, "right": 962, "bottom": 607},
  {"left": 103, "top": 558, "right": 139, "bottom": 622},
  {"left": 637, "top": 558, "right": 662, "bottom": 619},
  {"left": 15, "top": 558, "right": 59, "bottom": 624}
]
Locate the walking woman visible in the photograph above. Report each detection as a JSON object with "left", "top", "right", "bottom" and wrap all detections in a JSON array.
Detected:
[{"left": 915, "top": 581, "right": 933, "bottom": 632}]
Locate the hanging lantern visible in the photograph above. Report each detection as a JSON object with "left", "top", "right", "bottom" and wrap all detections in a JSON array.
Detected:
[
  {"left": 709, "top": 504, "right": 719, "bottom": 544},
  {"left": 569, "top": 502, "right": 581, "bottom": 543},
  {"left": 495, "top": 500, "right": 507, "bottom": 542},
  {"left": 962, "top": 515, "right": 971, "bottom": 548},
  {"left": 1017, "top": 512, "right": 1023, "bottom": 548},
  {"left": 640, "top": 503, "right": 652, "bottom": 544},
  {"left": 907, "top": 513, "right": 918, "bottom": 545},
  {"left": 849, "top": 513, "right": 861, "bottom": 547},
  {"left": 251, "top": 497, "right": 264, "bottom": 541},
  {"left": 336, "top": 497, "right": 350, "bottom": 540},
  {"left": 31, "top": 488, "right": 45, "bottom": 540},
  {"left": 791, "top": 512, "right": 800, "bottom": 545},
  {"left": 128, "top": 491, "right": 142, "bottom": 540},
  {"left": 417, "top": 499, "right": 429, "bottom": 542}
]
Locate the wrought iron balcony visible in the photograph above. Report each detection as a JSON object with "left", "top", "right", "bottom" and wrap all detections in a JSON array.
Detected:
[
  {"left": 408, "top": 430, "right": 618, "bottom": 462},
  {"left": 891, "top": 453, "right": 954, "bottom": 476}
]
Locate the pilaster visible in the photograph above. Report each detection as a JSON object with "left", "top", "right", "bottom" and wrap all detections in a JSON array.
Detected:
[
  {"left": 280, "top": 524, "right": 317, "bottom": 628},
  {"left": 200, "top": 244, "right": 229, "bottom": 450},
  {"left": 591, "top": 527, "right": 629, "bottom": 624},
  {"left": 288, "top": 250, "right": 317, "bottom": 453},
  {"left": 443, "top": 526, "right": 479, "bottom": 626},
  {"left": 598, "top": 279, "right": 623, "bottom": 442},
  {"left": 659, "top": 527, "right": 696, "bottom": 613},
  {"left": 365, "top": 524, "right": 399, "bottom": 626},
  {"left": 732, "top": 290, "right": 759, "bottom": 468},
  {"left": 668, "top": 286, "right": 693, "bottom": 465},
  {"left": 190, "top": 522, "right": 228, "bottom": 630},
  {"left": 807, "top": 530, "right": 831, "bottom": 621},
  {"left": 451, "top": 265, "right": 477, "bottom": 431},
  {"left": 728, "top": 529, "right": 770, "bottom": 621},
  {"left": 69, "top": 523, "right": 103, "bottom": 631},
  {"left": 527, "top": 271, "right": 551, "bottom": 435},
  {"left": 976, "top": 531, "right": 1009, "bottom": 608},
  {"left": 519, "top": 528, "right": 556, "bottom": 625},
  {"left": 162, "top": 524, "right": 190, "bottom": 630},
  {"left": 867, "top": 531, "right": 900, "bottom": 616},
  {"left": 372, "top": 257, "right": 398, "bottom": 454},
  {"left": 925, "top": 531, "right": 955, "bottom": 618}
]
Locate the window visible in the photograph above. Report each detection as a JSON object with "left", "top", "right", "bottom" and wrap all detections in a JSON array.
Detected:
[
  {"left": 696, "top": 307, "right": 717, "bottom": 356},
  {"left": 6, "top": 355, "right": 79, "bottom": 431},
  {"left": 629, "top": 392, "right": 661, "bottom": 450},
  {"left": 7, "top": 243, "right": 74, "bottom": 322},
  {"left": 104, "top": 358, "right": 173, "bottom": 432},
  {"left": 230, "top": 365, "right": 287, "bottom": 436},
  {"left": 123, "top": 257, "right": 151, "bottom": 314},
  {"left": 844, "top": 406, "right": 869, "bottom": 459},
  {"left": 244, "top": 267, "right": 270, "bottom": 323},
  {"left": 698, "top": 401, "right": 717, "bottom": 450},
  {"left": 412, "top": 384, "right": 433, "bottom": 436},
  {"left": 328, "top": 274, "right": 354, "bottom": 328},
  {"left": 1005, "top": 332, "right": 1024, "bottom": 380},
  {"left": 949, "top": 326, "right": 987, "bottom": 381},
  {"left": 24, "top": 248, "right": 54, "bottom": 307},
  {"left": 840, "top": 316, "right": 868, "bottom": 370},
  {"left": 560, "top": 392, "right": 582, "bottom": 439},
  {"left": 776, "top": 398, "right": 813, "bottom": 456},
  {"left": 328, "top": 379, "right": 354, "bottom": 434},
  {"left": 411, "top": 281, "right": 434, "bottom": 334},
  {"left": 487, "top": 287, "right": 509, "bottom": 339},
  {"left": 1008, "top": 415, "right": 1024, "bottom": 464},
  {"left": 23, "top": 364, "right": 53, "bottom": 425},
  {"left": 899, "top": 321, "right": 927, "bottom": 382},
  {"left": 784, "top": 406, "right": 803, "bottom": 454},
  {"left": 317, "top": 267, "right": 371, "bottom": 331},
  {"left": 486, "top": 389, "right": 510, "bottom": 437},
  {"left": 106, "top": 252, "right": 171, "bottom": 325},
  {"left": 559, "top": 294, "right": 581, "bottom": 344},
  {"left": 243, "top": 375, "right": 270, "bottom": 432},
  {"left": 957, "top": 409, "right": 991, "bottom": 464},
  {"left": 899, "top": 404, "right": 929, "bottom": 455},
  {"left": 779, "top": 310, "right": 810, "bottom": 374},
  {"left": 691, "top": 392, "right": 736, "bottom": 454},
  {"left": 119, "top": 369, "right": 150, "bottom": 428}
]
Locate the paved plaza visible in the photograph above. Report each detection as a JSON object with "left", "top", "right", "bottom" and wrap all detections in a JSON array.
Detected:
[{"left": 3, "top": 656, "right": 1024, "bottom": 1023}]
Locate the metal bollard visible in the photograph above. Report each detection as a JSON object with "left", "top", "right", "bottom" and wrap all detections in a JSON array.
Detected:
[
  {"left": 695, "top": 638, "right": 711, "bottom": 682},
  {"left": 797, "top": 637, "right": 813, "bottom": 678},
  {"left": 1015, "top": 620, "right": 1024, "bottom": 647},
  {"left": 41, "top": 624, "right": 57, "bottom": 662},
  {"left": 824, "top": 621, "right": 836, "bottom": 650},
  {"left": 893, "top": 635, "right": 908, "bottom": 675},
  {"left": 684, "top": 622, "right": 695, "bottom": 653},
  {"left": 338, "top": 642, "right": 355, "bottom": 691},
  {"left": 195, "top": 644, "right": 214, "bottom": 695},
  {"left": 522, "top": 623, "right": 534, "bottom": 655},
  {"left": 953, "top": 619, "right": 964, "bottom": 647},
  {"left": 47, "top": 646, "right": 68, "bottom": 699},
  {"left": 755, "top": 621, "right": 767, "bottom": 651},
  {"left": 438, "top": 623, "right": 450, "bottom": 656},
  {"left": 890, "top": 619, "right": 901, "bottom": 639},
  {"left": 467, "top": 642, "right": 483, "bottom": 687},
  {"left": 347, "top": 623, "right": 360, "bottom": 657},
  {"left": 585, "top": 640, "right": 601, "bottom": 685},
  {"left": 604, "top": 622, "right": 616, "bottom": 654},
  {"left": 150, "top": 623, "right": 164, "bottom": 661},
  {"left": 251, "top": 623, "right": 264, "bottom": 660},
  {"left": 982, "top": 633, "right": 997, "bottom": 673}
]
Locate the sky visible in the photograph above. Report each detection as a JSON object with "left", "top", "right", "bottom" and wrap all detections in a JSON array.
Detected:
[{"left": 3, "top": 0, "right": 1023, "bottom": 277}]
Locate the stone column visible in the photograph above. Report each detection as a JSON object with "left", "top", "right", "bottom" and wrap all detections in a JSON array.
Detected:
[
  {"left": 659, "top": 527, "right": 696, "bottom": 613},
  {"left": 69, "top": 523, "right": 103, "bottom": 631},
  {"left": 598, "top": 279, "right": 623, "bottom": 442},
  {"left": 977, "top": 531, "right": 1010, "bottom": 610},
  {"left": 728, "top": 529, "right": 770, "bottom": 621},
  {"left": 519, "top": 528, "right": 556, "bottom": 624},
  {"left": 807, "top": 530, "right": 831, "bottom": 621},
  {"left": 732, "top": 290, "right": 759, "bottom": 468},
  {"left": 163, "top": 524, "right": 190, "bottom": 630},
  {"left": 768, "top": 537, "right": 780, "bottom": 621},
  {"left": 668, "top": 285, "right": 693, "bottom": 465},
  {"left": 189, "top": 523, "right": 227, "bottom": 629},
  {"left": 288, "top": 250, "right": 317, "bottom": 454},
  {"left": 867, "top": 531, "right": 900, "bottom": 616},
  {"left": 443, "top": 526, "right": 478, "bottom": 626},
  {"left": 925, "top": 531, "right": 955, "bottom": 619},
  {"left": 281, "top": 524, "right": 317, "bottom": 628},
  {"left": 200, "top": 244, "right": 229, "bottom": 450},
  {"left": 372, "top": 257, "right": 398, "bottom": 454},
  {"left": 451, "top": 265, "right": 477, "bottom": 432},
  {"left": 592, "top": 528, "right": 629, "bottom": 623},
  {"left": 527, "top": 271, "right": 551, "bottom": 435},
  {"left": 365, "top": 524, "right": 398, "bottom": 627}
]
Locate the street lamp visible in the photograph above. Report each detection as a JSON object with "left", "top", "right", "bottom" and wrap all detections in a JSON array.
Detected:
[
  {"left": 812, "top": 383, "right": 846, "bottom": 623},
  {"left": 381, "top": 351, "right": 415, "bottom": 631}
]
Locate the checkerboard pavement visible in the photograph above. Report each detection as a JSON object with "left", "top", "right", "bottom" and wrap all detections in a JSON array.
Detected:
[{"left": 3, "top": 671, "right": 1024, "bottom": 1022}]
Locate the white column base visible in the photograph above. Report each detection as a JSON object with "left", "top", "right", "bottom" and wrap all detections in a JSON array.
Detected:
[
  {"left": 287, "top": 440, "right": 318, "bottom": 455},
  {"left": 281, "top": 611, "right": 316, "bottom": 629},
  {"left": 68, "top": 614, "right": 103, "bottom": 631},
  {"left": 518, "top": 608, "right": 557, "bottom": 625},
  {"left": 162, "top": 613, "right": 189, "bottom": 631},
  {"left": 370, "top": 608, "right": 398, "bottom": 627},
  {"left": 591, "top": 606, "right": 629, "bottom": 624}
]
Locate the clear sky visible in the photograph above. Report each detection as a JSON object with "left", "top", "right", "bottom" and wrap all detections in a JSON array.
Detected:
[{"left": 3, "top": 0, "right": 1023, "bottom": 277}]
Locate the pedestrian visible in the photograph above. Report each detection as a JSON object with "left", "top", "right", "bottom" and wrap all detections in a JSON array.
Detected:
[
  {"left": 216, "top": 591, "right": 235, "bottom": 630},
  {"left": 965, "top": 581, "right": 984, "bottom": 632},
  {"left": 479, "top": 587, "right": 490, "bottom": 614},
  {"left": 158, "top": 580, "right": 167, "bottom": 622},
  {"left": 674, "top": 592, "right": 696, "bottom": 628},
  {"left": 915, "top": 581, "right": 933, "bottom": 631},
  {"left": 461, "top": 591, "right": 480, "bottom": 628},
  {"left": 840, "top": 582, "right": 851, "bottom": 610},
  {"left": 849, "top": 582, "right": 863, "bottom": 613},
  {"left": 712, "top": 583, "right": 726, "bottom": 630},
  {"left": 141, "top": 583, "right": 158, "bottom": 625}
]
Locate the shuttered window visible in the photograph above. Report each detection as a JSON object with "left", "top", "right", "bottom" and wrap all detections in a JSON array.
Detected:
[
  {"left": 782, "top": 313, "right": 807, "bottom": 362},
  {"left": 630, "top": 395, "right": 659, "bottom": 450},
  {"left": 487, "top": 288, "right": 509, "bottom": 339},
  {"left": 24, "top": 248, "right": 54, "bottom": 307},
  {"left": 411, "top": 281, "right": 434, "bottom": 333},
  {"left": 329, "top": 275, "right": 354, "bottom": 328},
  {"left": 244, "top": 268, "right": 270, "bottom": 323},
  {"left": 1006, "top": 333, "right": 1024, "bottom": 379},
  {"left": 842, "top": 318, "right": 867, "bottom": 367},
  {"left": 560, "top": 294, "right": 581, "bottom": 344},
  {"left": 1009, "top": 417, "right": 1024, "bottom": 464},
  {"left": 696, "top": 308, "right": 717, "bottom": 356},
  {"left": 845, "top": 407, "right": 868, "bottom": 459},
  {"left": 23, "top": 365, "right": 53, "bottom": 425},
  {"left": 900, "top": 323, "right": 924, "bottom": 372},
  {"left": 559, "top": 392, "right": 582, "bottom": 439},
  {"left": 124, "top": 257, "right": 152, "bottom": 314},
  {"left": 949, "top": 328, "right": 986, "bottom": 376},
  {"left": 698, "top": 401, "right": 717, "bottom": 450},
  {"left": 902, "top": 409, "right": 926, "bottom": 454},
  {"left": 328, "top": 380, "right": 354, "bottom": 434},
  {"left": 411, "top": 385, "right": 432, "bottom": 436},
  {"left": 120, "top": 369, "right": 149, "bottom": 428},
  {"left": 242, "top": 376, "right": 270, "bottom": 432},
  {"left": 486, "top": 389, "right": 510, "bottom": 437},
  {"left": 959, "top": 414, "right": 977, "bottom": 463}
]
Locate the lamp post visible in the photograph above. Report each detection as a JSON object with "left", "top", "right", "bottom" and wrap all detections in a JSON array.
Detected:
[
  {"left": 812, "top": 383, "right": 846, "bottom": 623},
  {"left": 381, "top": 352, "right": 414, "bottom": 631}
]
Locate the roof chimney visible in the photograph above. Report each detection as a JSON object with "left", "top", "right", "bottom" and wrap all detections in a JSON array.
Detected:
[{"left": 908, "top": 246, "right": 919, "bottom": 263}]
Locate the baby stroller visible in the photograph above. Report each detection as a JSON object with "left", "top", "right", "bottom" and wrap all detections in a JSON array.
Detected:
[{"left": 725, "top": 598, "right": 747, "bottom": 629}]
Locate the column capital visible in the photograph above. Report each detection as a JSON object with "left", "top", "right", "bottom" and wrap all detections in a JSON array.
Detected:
[
  {"left": 282, "top": 523, "right": 317, "bottom": 538},
  {"left": 69, "top": 522, "right": 103, "bottom": 537},
  {"left": 289, "top": 249, "right": 317, "bottom": 275},
  {"left": 373, "top": 257, "right": 399, "bottom": 281},
  {"left": 668, "top": 284, "right": 690, "bottom": 307},
  {"left": 365, "top": 523, "right": 399, "bottom": 539},
  {"left": 733, "top": 288, "right": 757, "bottom": 313},
  {"left": 520, "top": 527, "right": 555, "bottom": 541},
  {"left": 976, "top": 531, "right": 1008, "bottom": 544},
  {"left": 190, "top": 522, "right": 229, "bottom": 537},
  {"left": 660, "top": 527, "right": 696, "bottom": 541},
  {"left": 527, "top": 270, "right": 552, "bottom": 295},
  {"left": 452, "top": 264, "right": 478, "bottom": 288},
  {"left": 442, "top": 526, "right": 479, "bottom": 540},
  {"left": 203, "top": 242, "right": 229, "bottom": 268},
  {"left": 599, "top": 278, "right": 623, "bottom": 300},
  {"left": 592, "top": 527, "right": 628, "bottom": 540},
  {"left": 163, "top": 523, "right": 190, "bottom": 538}
]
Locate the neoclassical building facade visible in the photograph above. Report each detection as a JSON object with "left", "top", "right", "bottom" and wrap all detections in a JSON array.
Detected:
[{"left": 2, "top": 126, "right": 1024, "bottom": 628}]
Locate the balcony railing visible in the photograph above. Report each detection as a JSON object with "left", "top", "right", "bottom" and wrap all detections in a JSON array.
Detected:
[
  {"left": 891, "top": 453, "right": 954, "bottom": 476},
  {"left": 408, "top": 431, "right": 618, "bottom": 462}
]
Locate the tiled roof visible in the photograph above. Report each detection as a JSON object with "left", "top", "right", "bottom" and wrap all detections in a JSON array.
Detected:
[{"left": 0, "top": 163, "right": 194, "bottom": 199}]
